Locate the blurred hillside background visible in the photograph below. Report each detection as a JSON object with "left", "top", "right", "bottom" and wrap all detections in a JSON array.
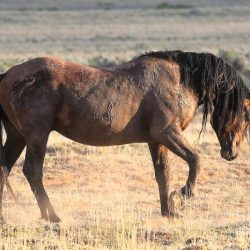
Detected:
[{"left": 1, "top": 0, "right": 250, "bottom": 86}]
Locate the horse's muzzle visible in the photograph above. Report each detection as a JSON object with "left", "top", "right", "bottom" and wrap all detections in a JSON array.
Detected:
[{"left": 220, "top": 149, "right": 238, "bottom": 161}]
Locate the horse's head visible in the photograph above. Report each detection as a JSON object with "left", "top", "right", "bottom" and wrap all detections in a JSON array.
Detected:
[
  {"left": 211, "top": 97, "right": 250, "bottom": 161},
  {"left": 162, "top": 50, "right": 250, "bottom": 161}
]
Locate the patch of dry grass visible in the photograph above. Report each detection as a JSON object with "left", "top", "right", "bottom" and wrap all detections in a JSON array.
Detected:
[{"left": 0, "top": 114, "right": 249, "bottom": 249}]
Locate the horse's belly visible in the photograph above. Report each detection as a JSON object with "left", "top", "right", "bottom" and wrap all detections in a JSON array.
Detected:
[
  {"left": 54, "top": 125, "right": 148, "bottom": 146},
  {"left": 54, "top": 114, "right": 150, "bottom": 146}
]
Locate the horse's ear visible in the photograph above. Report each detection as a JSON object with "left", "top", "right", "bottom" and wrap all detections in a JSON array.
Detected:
[{"left": 243, "top": 98, "right": 250, "bottom": 121}]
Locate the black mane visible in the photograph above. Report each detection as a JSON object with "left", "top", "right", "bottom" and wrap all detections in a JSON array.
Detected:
[{"left": 142, "top": 50, "right": 249, "bottom": 132}]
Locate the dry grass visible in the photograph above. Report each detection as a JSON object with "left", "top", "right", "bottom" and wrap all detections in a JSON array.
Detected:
[{"left": 0, "top": 113, "right": 249, "bottom": 249}]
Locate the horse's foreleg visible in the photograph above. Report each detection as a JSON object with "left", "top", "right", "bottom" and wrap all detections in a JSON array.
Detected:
[
  {"left": 23, "top": 133, "right": 60, "bottom": 223},
  {"left": 152, "top": 125, "right": 200, "bottom": 198},
  {"left": 148, "top": 143, "right": 171, "bottom": 216}
]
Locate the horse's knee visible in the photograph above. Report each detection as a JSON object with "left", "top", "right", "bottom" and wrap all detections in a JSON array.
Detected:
[
  {"left": 187, "top": 152, "right": 200, "bottom": 170},
  {"left": 154, "top": 157, "right": 170, "bottom": 181}
]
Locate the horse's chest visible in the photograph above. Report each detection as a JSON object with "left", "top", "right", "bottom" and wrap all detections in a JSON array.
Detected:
[{"left": 178, "top": 91, "right": 198, "bottom": 130}]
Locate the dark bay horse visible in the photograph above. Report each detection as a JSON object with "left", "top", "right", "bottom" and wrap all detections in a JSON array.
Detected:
[{"left": 0, "top": 50, "right": 249, "bottom": 223}]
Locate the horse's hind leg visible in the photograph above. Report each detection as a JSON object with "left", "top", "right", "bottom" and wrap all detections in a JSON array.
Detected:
[
  {"left": 151, "top": 125, "right": 200, "bottom": 198},
  {"left": 0, "top": 119, "right": 26, "bottom": 223},
  {"left": 23, "top": 132, "right": 60, "bottom": 223},
  {"left": 148, "top": 143, "right": 171, "bottom": 216}
]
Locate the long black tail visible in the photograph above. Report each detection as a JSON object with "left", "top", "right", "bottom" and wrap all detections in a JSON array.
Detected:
[{"left": 0, "top": 73, "right": 17, "bottom": 202}]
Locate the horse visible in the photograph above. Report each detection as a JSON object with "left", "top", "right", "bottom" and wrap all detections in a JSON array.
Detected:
[{"left": 0, "top": 50, "right": 249, "bottom": 223}]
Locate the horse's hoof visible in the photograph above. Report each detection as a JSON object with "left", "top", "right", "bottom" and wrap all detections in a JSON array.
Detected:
[
  {"left": 49, "top": 214, "right": 61, "bottom": 223},
  {"left": 41, "top": 213, "right": 61, "bottom": 223},
  {"left": 181, "top": 186, "right": 194, "bottom": 198}
]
